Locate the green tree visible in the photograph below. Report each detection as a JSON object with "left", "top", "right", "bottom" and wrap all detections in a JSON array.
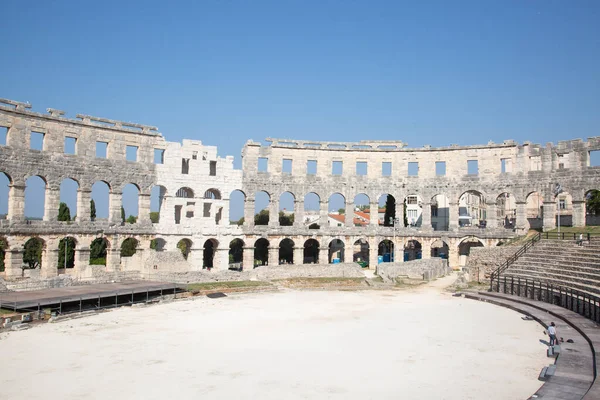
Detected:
[
  {"left": 403, "top": 199, "right": 408, "bottom": 227},
  {"left": 235, "top": 217, "right": 245, "bottom": 226},
  {"left": 586, "top": 190, "right": 600, "bottom": 216},
  {"left": 279, "top": 211, "right": 294, "bottom": 226},
  {"left": 120, "top": 238, "right": 138, "bottom": 257},
  {"left": 383, "top": 195, "right": 396, "bottom": 226},
  {"left": 150, "top": 212, "right": 159, "bottom": 223},
  {"left": 58, "top": 202, "right": 71, "bottom": 221},
  {"left": 23, "top": 238, "right": 44, "bottom": 270},
  {"left": 90, "top": 238, "right": 107, "bottom": 265},
  {"left": 254, "top": 209, "right": 269, "bottom": 225},
  {"left": 309, "top": 223, "right": 320, "bottom": 229},
  {"left": 90, "top": 199, "right": 96, "bottom": 220},
  {"left": 177, "top": 239, "right": 191, "bottom": 260},
  {"left": 121, "top": 206, "right": 126, "bottom": 223},
  {"left": 126, "top": 215, "right": 137, "bottom": 224},
  {"left": 57, "top": 237, "right": 75, "bottom": 268},
  {"left": 0, "top": 238, "right": 7, "bottom": 272},
  {"left": 338, "top": 208, "right": 345, "bottom": 215}
]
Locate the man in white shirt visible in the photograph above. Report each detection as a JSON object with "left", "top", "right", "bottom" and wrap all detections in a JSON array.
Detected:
[{"left": 548, "top": 322, "right": 557, "bottom": 346}]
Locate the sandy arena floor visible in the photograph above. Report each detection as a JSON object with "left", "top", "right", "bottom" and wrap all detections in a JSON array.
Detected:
[{"left": 0, "top": 276, "right": 548, "bottom": 399}]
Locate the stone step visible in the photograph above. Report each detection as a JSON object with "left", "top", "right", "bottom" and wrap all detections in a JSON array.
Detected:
[
  {"left": 506, "top": 268, "right": 600, "bottom": 287},
  {"left": 512, "top": 260, "right": 600, "bottom": 273},
  {"left": 507, "top": 265, "right": 600, "bottom": 282},
  {"left": 502, "top": 272, "right": 600, "bottom": 297},
  {"left": 518, "top": 254, "right": 600, "bottom": 265}
]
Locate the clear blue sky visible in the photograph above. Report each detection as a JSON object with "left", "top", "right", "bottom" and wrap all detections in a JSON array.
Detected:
[{"left": 1, "top": 1, "right": 599, "bottom": 220}]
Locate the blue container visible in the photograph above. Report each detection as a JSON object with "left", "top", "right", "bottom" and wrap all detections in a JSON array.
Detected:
[
  {"left": 333, "top": 258, "right": 340, "bottom": 264},
  {"left": 377, "top": 255, "right": 383, "bottom": 264},
  {"left": 383, "top": 253, "right": 391, "bottom": 262}
]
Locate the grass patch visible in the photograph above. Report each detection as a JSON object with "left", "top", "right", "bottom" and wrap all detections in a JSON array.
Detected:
[
  {"left": 273, "top": 277, "right": 364, "bottom": 284},
  {"left": 273, "top": 277, "right": 366, "bottom": 288},
  {"left": 0, "top": 308, "right": 16, "bottom": 316},
  {"left": 545, "top": 226, "right": 600, "bottom": 234},
  {"left": 186, "top": 281, "right": 271, "bottom": 292}
]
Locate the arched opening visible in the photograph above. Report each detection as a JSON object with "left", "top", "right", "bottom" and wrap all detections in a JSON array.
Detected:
[
  {"left": 229, "top": 190, "right": 246, "bottom": 225},
  {"left": 59, "top": 178, "right": 79, "bottom": 221},
  {"left": 0, "top": 172, "right": 10, "bottom": 220},
  {"left": 430, "top": 239, "right": 449, "bottom": 259},
  {"left": 90, "top": 237, "right": 109, "bottom": 265},
  {"left": 177, "top": 238, "right": 192, "bottom": 260},
  {"left": 254, "top": 238, "right": 269, "bottom": 266},
  {"left": 0, "top": 237, "right": 8, "bottom": 273},
  {"left": 122, "top": 183, "right": 140, "bottom": 224},
  {"left": 458, "top": 190, "right": 485, "bottom": 227},
  {"left": 304, "top": 192, "right": 320, "bottom": 229},
  {"left": 150, "top": 238, "right": 166, "bottom": 251},
  {"left": 279, "top": 192, "right": 295, "bottom": 226},
  {"left": 585, "top": 189, "right": 600, "bottom": 226},
  {"left": 353, "top": 239, "right": 369, "bottom": 264},
  {"left": 458, "top": 238, "right": 484, "bottom": 267},
  {"left": 120, "top": 238, "right": 139, "bottom": 257},
  {"left": 24, "top": 176, "right": 46, "bottom": 220},
  {"left": 57, "top": 236, "right": 77, "bottom": 270},
  {"left": 353, "top": 194, "right": 370, "bottom": 226},
  {"left": 204, "top": 188, "right": 221, "bottom": 200},
  {"left": 254, "top": 191, "right": 270, "bottom": 225},
  {"left": 91, "top": 181, "right": 110, "bottom": 220},
  {"left": 328, "top": 239, "right": 345, "bottom": 263},
  {"left": 431, "top": 194, "right": 449, "bottom": 231},
  {"left": 328, "top": 193, "right": 345, "bottom": 227},
  {"left": 229, "top": 239, "right": 244, "bottom": 269},
  {"left": 404, "top": 194, "right": 423, "bottom": 227},
  {"left": 23, "top": 237, "right": 45, "bottom": 270},
  {"left": 150, "top": 185, "right": 167, "bottom": 223},
  {"left": 378, "top": 240, "right": 394, "bottom": 262},
  {"left": 279, "top": 238, "right": 294, "bottom": 264},
  {"left": 555, "top": 191, "right": 573, "bottom": 227},
  {"left": 203, "top": 239, "right": 217, "bottom": 269},
  {"left": 176, "top": 187, "right": 194, "bottom": 198},
  {"left": 526, "top": 192, "right": 544, "bottom": 230},
  {"left": 403, "top": 240, "right": 422, "bottom": 261},
  {"left": 496, "top": 193, "right": 516, "bottom": 229},
  {"left": 379, "top": 193, "right": 396, "bottom": 226},
  {"left": 303, "top": 239, "right": 319, "bottom": 264}
]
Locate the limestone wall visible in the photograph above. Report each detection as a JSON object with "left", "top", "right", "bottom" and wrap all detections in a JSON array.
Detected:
[
  {"left": 465, "top": 246, "right": 520, "bottom": 282},
  {"left": 376, "top": 258, "right": 449, "bottom": 282}
]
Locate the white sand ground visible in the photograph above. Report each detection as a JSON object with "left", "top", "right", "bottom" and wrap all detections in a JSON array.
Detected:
[{"left": 0, "top": 276, "right": 548, "bottom": 400}]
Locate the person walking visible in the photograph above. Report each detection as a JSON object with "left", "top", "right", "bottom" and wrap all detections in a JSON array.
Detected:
[{"left": 548, "top": 322, "right": 557, "bottom": 346}]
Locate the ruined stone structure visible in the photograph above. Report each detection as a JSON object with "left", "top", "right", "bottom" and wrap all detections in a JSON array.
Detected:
[{"left": 1, "top": 97, "right": 599, "bottom": 281}]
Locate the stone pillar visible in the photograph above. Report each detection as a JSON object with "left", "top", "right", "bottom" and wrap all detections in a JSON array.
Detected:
[
  {"left": 394, "top": 201, "right": 404, "bottom": 230},
  {"left": 345, "top": 201, "right": 354, "bottom": 227},
  {"left": 244, "top": 199, "right": 255, "bottom": 228},
  {"left": 319, "top": 247, "right": 329, "bottom": 264},
  {"left": 138, "top": 193, "right": 151, "bottom": 225},
  {"left": 486, "top": 203, "right": 497, "bottom": 229},
  {"left": 7, "top": 184, "right": 25, "bottom": 222},
  {"left": 422, "top": 241, "right": 431, "bottom": 259},
  {"left": 45, "top": 188, "right": 60, "bottom": 222},
  {"left": 188, "top": 248, "right": 203, "bottom": 271},
  {"left": 109, "top": 192, "right": 123, "bottom": 224},
  {"left": 213, "top": 248, "right": 230, "bottom": 271},
  {"left": 393, "top": 239, "right": 403, "bottom": 263},
  {"left": 269, "top": 199, "right": 279, "bottom": 227},
  {"left": 370, "top": 202, "right": 378, "bottom": 225},
  {"left": 268, "top": 247, "right": 279, "bottom": 266},
  {"left": 515, "top": 201, "right": 527, "bottom": 232},
  {"left": 543, "top": 201, "right": 556, "bottom": 231},
  {"left": 4, "top": 249, "right": 23, "bottom": 277},
  {"left": 421, "top": 202, "right": 432, "bottom": 229},
  {"left": 243, "top": 247, "right": 255, "bottom": 270},
  {"left": 77, "top": 189, "right": 91, "bottom": 222},
  {"left": 74, "top": 248, "right": 90, "bottom": 278},
  {"left": 447, "top": 245, "right": 459, "bottom": 270},
  {"left": 572, "top": 200, "right": 586, "bottom": 227},
  {"left": 293, "top": 247, "right": 304, "bottom": 265},
  {"left": 319, "top": 201, "right": 329, "bottom": 226},
  {"left": 294, "top": 200, "right": 304, "bottom": 227},
  {"left": 368, "top": 239, "right": 378, "bottom": 270},
  {"left": 448, "top": 202, "right": 459, "bottom": 231},
  {"left": 41, "top": 249, "right": 59, "bottom": 278},
  {"left": 106, "top": 248, "right": 121, "bottom": 271}
]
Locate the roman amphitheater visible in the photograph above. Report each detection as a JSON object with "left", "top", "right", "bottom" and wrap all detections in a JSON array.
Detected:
[{"left": 1, "top": 97, "right": 600, "bottom": 399}]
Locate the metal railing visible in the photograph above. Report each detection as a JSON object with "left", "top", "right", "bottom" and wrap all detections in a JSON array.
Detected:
[
  {"left": 540, "top": 231, "right": 599, "bottom": 240},
  {"left": 489, "top": 232, "right": 542, "bottom": 291}
]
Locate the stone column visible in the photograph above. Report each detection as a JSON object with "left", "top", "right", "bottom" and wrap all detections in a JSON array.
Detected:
[
  {"left": 486, "top": 203, "right": 497, "bottom": 229},
  {"left": 293, "top": 246, "right": 304, "bottom": 265},
  {"left": 421, "top": 202, "right": 432, "bottom": 229},
  {"left": 138, "top": 193, "right": 151, "bottom": 225},
  {"left": 268, "top": 247, "right": 279, "bottom": 266},
  {"left": 109, "top": 192, "right": 123, "bottom": 224},
  {"left": 515, "top": 201, "right": 527, "bottom": 232},
  {"left": 244, "top": 199, "right": 255, "bottom": 228},
  {"left": 294, "top": 200, "right": 304, "bottom": 227},
  {"left": 421, "top": 240, "right": 431, "bottom": 259},
  {"left": 7, "top": 184, "right": 25, "bottom": 222},
  {"left": 345, "top": 201, "right": 354, "bottom": 227},
  {"left": 77, "top": 189, "right": 91, "bottom": 222},
  {"left": 41, "top": 249, "right": 59, "bottom": 278},
  {"left": 4, "top": 249, "right": 23, "bottom": 277},
  {"left": 572, "top": 200, "right": 586, "bottom": 227},
  {"left": 319, "top": 247, "right": 329, "bottom": 264},
  {"left": 213, "top": 248, "right": 230, "bottom": 271},
  {"left": 243, "top": 246, "right": 255, "bottom": 271},
  {"left": 393, "top": 239, "right": 403, "bottom": 263},
  {"left": 370, "top": 202, "right": 378, "bottom": 225},
  {"left": 268, "top": 198, "right": 279, "bottom": 227},
  {"left": 447, "top": 244, "right": 459, "bottom": 270},
  {"left": 448, "top": 202, "right": 459, "bottom": 231},
  {"left": 45, "top": 188, "right": 61, "bottom": 222},
  {"left": 394, "top": 201, "right": 404, "bottom": 230},
  {"left": 106, "top": 248, "right": 121, "bottom": 271},
  {"left": 543, "top": 201, "right": 556, "bottom": 231},
  {"left": 188, "top": 248, "right": 203, "bottom": 271},
  {"left": 319, "top": 201, "right": 329, "bottom": 226},
  {"left": 74, "top": 248, "right": 90, "bottom": 279},
  {"left": 368, "top": 239, "right": 378, "bottom": 270}
]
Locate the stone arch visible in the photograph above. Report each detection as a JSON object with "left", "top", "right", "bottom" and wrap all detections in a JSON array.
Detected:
[
  {"left": 496, "top": 192, "right": 516, "bottom": 229},
  {"left": 0, "top": 171, "right": 11, "bottom": 220},
  {"left": 458, "top": 190, "right": 485, "bottom": 227},
  {"left": 431, "top": 194, "right": 449, "bottom": 231},
  {"left": 458, "top": 237, "right": 484, "bottom": 267},
  {"left": 90, "top": 237, "right": 109, "bottom": 265},
  {"left": 378, "top": 193, "right": 396, "bottom": 226},
  {"left": 254, "top": 238, "right": 269, "bottom": 266},
  {"left": 254, "top": 191, "right": 271, "bottom": 225},
  {"left": 303, "top": 239, "right": 319, "bottom": 264},
  {"left": 403, "top": 239, "right": 422, "bottom": 261},
  {"left": 203, "top": 239, "right": 218, "bottom": 269},
  {"left": 229, "top": 238, "right": 244, "bottom": 267},
  {"left": 328, "top": 192, "right": 346, "bottom": 213},
  {"left": 353, "top": 193, "right": 370, "bottom": 226},
  {"left": 176, "top": 187, "right": 194, "bottom": 198},
  {"left": 328, "top": 238, "right": 345, "bottom": 263},
  {"left": 554, "top": 190, "right": 573, "bottom": 227},
  {"left": 404, "top": 194, "right": 423, "bottom": 227},
  {"left": 23, "top": 237, "right": 46, "bottom": 270},
  {"left": 24, "top": 175, "right": 47, "bottom": 220},
  {"left": 120, "top": 237, "right": 139, "bottom": 257},
  {"left": 526, "top": 191, "right": 544, "bottom": 230},
  {"left": 304, "top": 192, "right": 321, "bottom": 228},
  {"left": 150, "top": 185, "right": 167, "bottom": 223},
  {"left": 430, "top": 239, "right": 449, "bottom": 259},
  {"left": 150, "top": 237, "right": 167, "bottom": 251},
  {"left": 229, "top": 189, "right": 246, "bottom": 225},
  {"left": 585, "top": 189, "right": 600, "bottom": 226},
  {"left": 204, "top": 188, "right": 221, "bottom": 200},
  {"left": 122, "top": 183, "right": 140, "bottom": 223},
  {"left": 279, "top": 191, "right": 295, "bottom": 226},
  {"left": 353, "top": 238, "right": 369, "bottom": 263},
  {"left": 58, "top": 236, "right": 77, "bottom": 269},
  {"left": 177, "top": 238, "right": 193, "bottom": 260},
  {"left": 59, "top": 178, "right": 79, "bottom": 221},
  {"left": 91, "top": 181, "right": 111, "bottom": 220},
  {"left": 378, "top": 239, "right": 394, "bottom": 262},
  {"left": 279, "top": 238, "right": 294, "bottom": 264}
]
